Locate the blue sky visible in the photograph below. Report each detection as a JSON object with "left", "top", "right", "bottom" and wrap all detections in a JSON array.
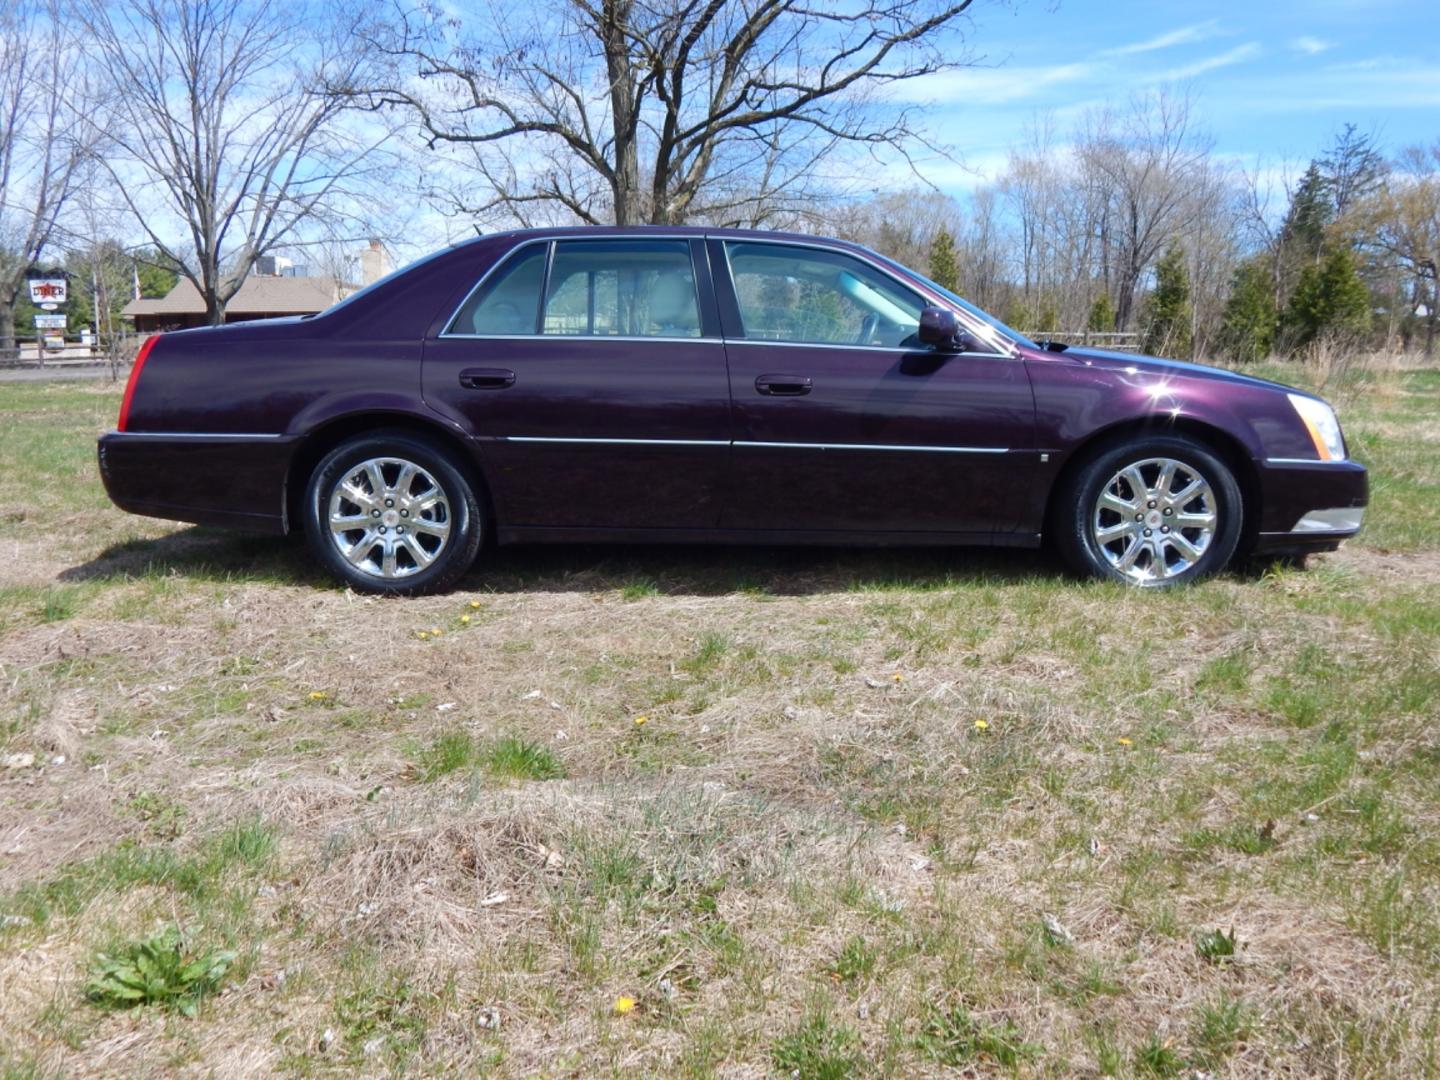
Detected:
[{"left": 903, "top": 0, "right": 1440, "bottom": 191}]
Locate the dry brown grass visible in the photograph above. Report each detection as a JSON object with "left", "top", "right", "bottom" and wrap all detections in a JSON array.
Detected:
[{"left": 2, "top": 373, "right": 1440, "bottom": 1077}]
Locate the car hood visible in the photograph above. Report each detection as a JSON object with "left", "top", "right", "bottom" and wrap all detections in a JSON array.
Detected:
[{"left": 1049, "top": 346, "right": 1301, "bottom": 396}]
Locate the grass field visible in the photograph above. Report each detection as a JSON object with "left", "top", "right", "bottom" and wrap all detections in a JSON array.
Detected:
[{"left": 1, "top": 362, "right": 1438, "bottom": 1078}]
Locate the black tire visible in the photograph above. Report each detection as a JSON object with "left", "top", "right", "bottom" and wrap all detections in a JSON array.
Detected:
[
  {"left": 303, "top": 432, "right": 483, "bottom": 595},
  {"left": 1053, "top": 435, "right": 1243, "bottom": 587}
]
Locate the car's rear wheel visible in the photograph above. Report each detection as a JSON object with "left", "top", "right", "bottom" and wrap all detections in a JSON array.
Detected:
[
  {"left": 1055, "top": 435, "right": 1243, "bottom": 587},
  {"left": 303, "top": 433, "right": 482, "bottom": 595}
]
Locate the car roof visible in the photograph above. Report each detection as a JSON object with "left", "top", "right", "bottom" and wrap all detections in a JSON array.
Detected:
[{"left": 448, "top": 224, "right": 869, "bottom": 252}]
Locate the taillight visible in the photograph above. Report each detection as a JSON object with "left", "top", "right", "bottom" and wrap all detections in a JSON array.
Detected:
[{"left": 117, "top": 334, "right": 160, "bottom": 432}]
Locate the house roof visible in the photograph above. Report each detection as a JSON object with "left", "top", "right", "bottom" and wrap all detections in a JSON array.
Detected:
[{"left": 122, "top": 275, "right": 346, "bottom": 318}]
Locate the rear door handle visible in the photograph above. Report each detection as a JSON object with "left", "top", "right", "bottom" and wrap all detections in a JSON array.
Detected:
[
  {"left": 755, "top": 374, "right": 812, "bottom": 396},
  {"left": 459, "top": 367, "right": 515, "bottom": 390}
]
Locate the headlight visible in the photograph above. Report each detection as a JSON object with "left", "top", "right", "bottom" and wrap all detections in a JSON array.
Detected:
[{"left": 1287, "top": 393, "right": 1346, "bottom": 461}]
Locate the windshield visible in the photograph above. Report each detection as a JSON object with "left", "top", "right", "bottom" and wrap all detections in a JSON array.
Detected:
[{"left": 873, "top": 254, "right": 1037, "bottom": 349}]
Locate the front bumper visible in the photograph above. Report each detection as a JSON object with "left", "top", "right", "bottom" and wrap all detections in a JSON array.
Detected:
[{"left": 1252, "top": 458, "right": 1368, "bottom": 554}]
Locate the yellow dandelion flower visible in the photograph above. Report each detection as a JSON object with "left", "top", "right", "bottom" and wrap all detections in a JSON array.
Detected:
[
  {"left": 417, "top": 631, "right": 429, "bottom": 641},
  {"left": 308, "top": 691, "right": 329, "bottom": 702},
  {"left": 973, "top": 719, "right": 989, "bottom": 731},
  {"left": 633, "top": 715, "right": 648, "bottom": 726},
  {"left": 460, "top": 614, "right": 471, "bottom": 625},
  {"left": 613, "top": 996, "right": 636, "bottom": 1015},
  {"left": 1117, "top": 737, "right": 1133, "bottom": 746},
  {"left": 430, "top": 627, "right": 442, "bottom": 636},
  {"left": 892, "top": 673, "right": 904, "bottom": 682},
  {"left": 469, "top": 600, "right": 481, "bottom": 609}
]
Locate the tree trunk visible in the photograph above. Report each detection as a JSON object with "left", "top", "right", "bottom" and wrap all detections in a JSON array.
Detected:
[
  {"left": 0, "top": 297, "right": 15, "bottom": 363},
  {"left": 1426, "top": 274, "right": 1437, "bottom": 359},
  {"left": 601, "top": 0, "right": 640, "bottom": 226},
  {"left": 205, "top": 290, "right": 226, "bottom": 327}
]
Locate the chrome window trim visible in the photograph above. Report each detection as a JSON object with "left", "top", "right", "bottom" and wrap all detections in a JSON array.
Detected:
[
  {"left": 721, "top": 338, "right": 1010, "bottom": 358},
  {"left": 440, "top": 333, "right": 725, "bottom": 345},
  {"left": 494, "top": 435, "right": 1010, "bottom": 454},
  {"left": 719, "top": 236, "right": 1018, "bottom": 358}
]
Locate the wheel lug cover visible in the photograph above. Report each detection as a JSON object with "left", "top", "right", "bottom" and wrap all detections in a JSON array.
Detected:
[
  {"left": 397, "top": 526, "right": 405, "bottom": 534},
  {"left": 378, "top": 525, "right": 387, "bottom": 534},
  {"left": 1163, "top": 508, "right": 1172, "bottom": 515},
  {"left": 1148, "top": 500, "right": 1157, "bottom": 508},
  {"left": 371, "top": 509, "right": 380, "bottom": 518},
  {"left": 385, "top": 498, "right": 394, "bottom": 507},
  {"left": 1135, "top": 514, "right": 1143, "bottom": 522},
  {"left": 1161, "top": 526, "right": 1169, "bottom": 533},
  {"left": 400, "top": 509, "right": 409, "bottom": 517},
  {"left": 1143, "top": 528, "right": 1152, "bottom": 536}
]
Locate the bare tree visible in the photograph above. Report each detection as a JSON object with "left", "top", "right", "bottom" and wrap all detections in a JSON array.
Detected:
[
  {"left": 1354, "top": 142, "right": 1440, "bottom": 356},
  {"left": 0, "top": 1, "right": 95, "bottom": 360},
  {"left": 831, "top": 189, "right": 962, "bottom": 268},
  {"left": 1077, "top": 92, "right": 1218, "bottom": 331},
  {"left": 81, "top": 0, "right": 392, "bottom": 325},
  {"left": 348, "top": 0, "right": 985, "bottom": 227}
]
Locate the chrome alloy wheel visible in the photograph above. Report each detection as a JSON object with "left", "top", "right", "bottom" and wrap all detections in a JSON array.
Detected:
[
  {"left": 326, "top": 457, "right": 452, "bottom": 579},
  {"left": 1091, "top": 457, "right": 1218, "bottom": 583}
]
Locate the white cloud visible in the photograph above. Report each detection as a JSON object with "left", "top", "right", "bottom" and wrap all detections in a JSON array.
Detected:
[
  {"left": 1100, "top": 21, "right": 1223, "bottom": 58},
  {"left": 1163, "top": 43, "right": 1263, "bottom": 81},
  {"left": 900, "top": 62, "right": 1093, "bottom": 106},
  {"left": 1289, "top": 35, "right": 1334, "bottom": 55}
]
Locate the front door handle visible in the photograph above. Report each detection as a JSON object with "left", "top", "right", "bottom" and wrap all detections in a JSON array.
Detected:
[
  {"left": 459, "top": 367, "right": 515, "bottom": 390},
  {"left": 755, "top": 374, "right": 812, "bottom": 396}
]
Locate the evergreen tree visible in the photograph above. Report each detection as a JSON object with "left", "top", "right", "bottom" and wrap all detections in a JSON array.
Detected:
[
  {"left": 1034, "top": 298, "right": 1059, "bottom": 334},
  {"left": 1086, "top": 293, "right": 1114, "bottom": 333},
  {"left": 1280, "top": 163, "right": 1332, "bottom": 264},
  {"left": 1219, "top": 258, "right": 1277, "bottom": 363},
  {"left": 927, "top": 228, "right": 959, "bottom": 293},
  {"left": 1283, "top": 247, "right": 1372, "bottom": 351},
  {"left": 1142, "top": 241, "right": 1192, "bottom": 358},
  {"left": 1001, "top": 296, "right": 1033, "bottom": 333}
]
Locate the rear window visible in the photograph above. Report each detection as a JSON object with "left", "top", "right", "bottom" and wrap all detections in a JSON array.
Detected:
[{"left": 446, "top": 244, "right": 547, "bottom": 335}]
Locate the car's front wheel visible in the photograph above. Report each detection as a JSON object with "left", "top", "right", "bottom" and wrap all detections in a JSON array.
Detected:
[
  {"left": 1055, "top": 435, "right": 1243, "bottom": 587},
  {"left": 303, "top": 433, "right": 483, "bottom": 595}
]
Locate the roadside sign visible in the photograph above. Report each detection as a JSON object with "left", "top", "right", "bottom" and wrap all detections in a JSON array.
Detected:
[
  {"left": 28, "top": 279, "right": 67, "bottom": 304},
  {"left": 33, "top": 313, "right": 68, "bottom": 329}
]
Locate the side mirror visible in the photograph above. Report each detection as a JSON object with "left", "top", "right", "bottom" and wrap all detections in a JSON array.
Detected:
[{"left": 917, "top": 306, "right": 973, "bottom": 352}]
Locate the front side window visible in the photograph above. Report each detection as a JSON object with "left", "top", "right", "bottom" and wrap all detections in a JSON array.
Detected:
[
  {"left": 725, "top": 242, "right": 924, "bottom": 348},
  {"left": 448, "top": 244, "right": 546, "bottom": 335},
  {"left": 542, "top": 240, "right": 701, "bottom": 338}
]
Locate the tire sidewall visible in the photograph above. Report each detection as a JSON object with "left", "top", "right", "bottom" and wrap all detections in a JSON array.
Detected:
[
  {"left": 303, "top": 434, "right": 482, "bottom": 595},
  {"left": 1064, "top": 436, "right": 1243, "bottom": 587}
]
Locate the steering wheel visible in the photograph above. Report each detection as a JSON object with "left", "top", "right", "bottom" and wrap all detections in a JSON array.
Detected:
[{"left": 855, "top": 313, "right": 879, "bottom": 345}]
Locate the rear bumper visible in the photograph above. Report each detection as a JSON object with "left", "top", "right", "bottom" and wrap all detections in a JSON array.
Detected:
[
  {"left": 97, "top": 431, "right": 295, "bottom": 534},
  {"left": 1252, "top": 458, "right": 1368, "bottom": 554}
]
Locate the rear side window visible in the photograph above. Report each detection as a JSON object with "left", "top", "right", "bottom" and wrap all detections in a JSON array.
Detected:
[
  {"left": 725, "top": 241, "right": 924, "bottom": 348},
  {"left": 448, "top": 244, "right": 546, "bottom": 335},
  {"left": 543, "top": 240, "right": 701, "bottom": 338}
]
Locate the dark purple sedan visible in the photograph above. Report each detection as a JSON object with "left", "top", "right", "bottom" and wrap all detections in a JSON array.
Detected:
[{"left": 98, "top": 227, "right": 1367, "bottom": 593}]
